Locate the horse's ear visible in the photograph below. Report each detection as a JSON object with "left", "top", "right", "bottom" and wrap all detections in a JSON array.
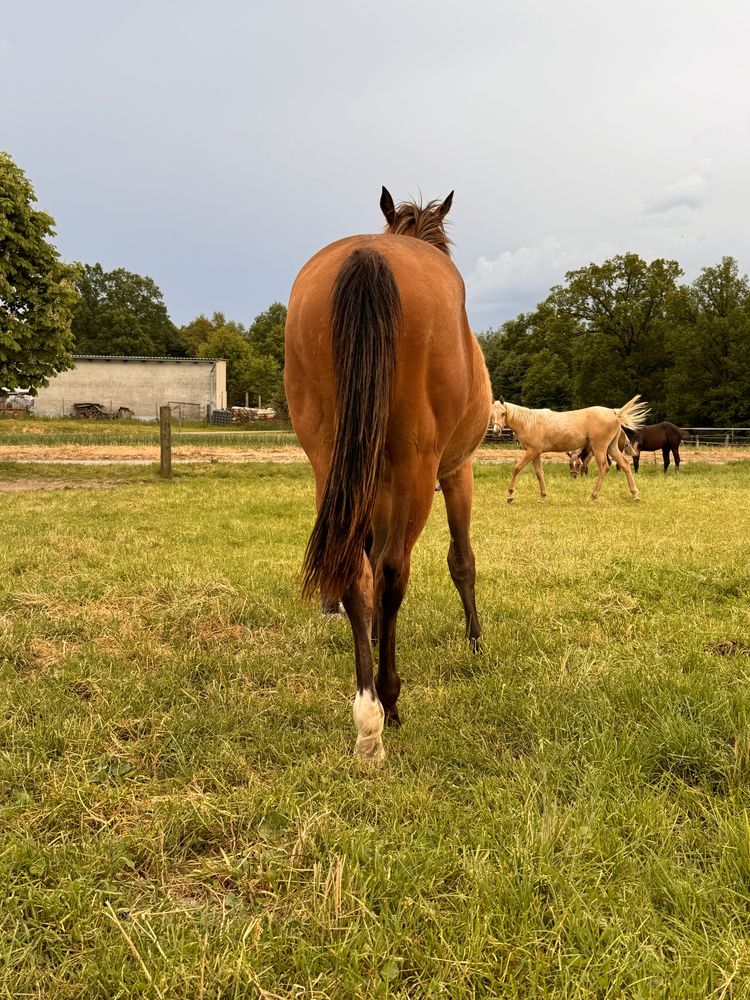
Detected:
[
  {"left": 438, "top": 191, "right": 454, "bottom": 218},
  {"left": 498, "top": 395, "right": 505, "bottom": 405},
  {"left": 380, "top": 187, "right": 396, "bottom": 226}
]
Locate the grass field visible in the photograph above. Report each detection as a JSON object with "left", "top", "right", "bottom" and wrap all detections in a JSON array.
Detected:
[
  {"left": 0, "top": 417, "right": 298, "bottom": 449},
  {"left": 1, "top": 459, "right": 750, "bottom": 998}
]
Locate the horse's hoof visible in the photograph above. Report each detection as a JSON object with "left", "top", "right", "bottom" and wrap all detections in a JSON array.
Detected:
[
  {"left": 506, "top": 497, "right": 514, "bottom": 504},
  {"left": 384, "top": 707, "right": 401, "bottom": 728},
  {"left": 355, "top": 740, "right": 386, "bottom": 764},
  {"left": 470, "top": 636, "right": 483, "bottom": 655}
]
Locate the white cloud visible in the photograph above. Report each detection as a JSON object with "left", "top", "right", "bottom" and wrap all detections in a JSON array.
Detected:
[
  {"left": 643, "top": 161, "right": 714, "bottom": 217},
  {"left": 466, "top": 236, "right": 616, "bottom": 329}
]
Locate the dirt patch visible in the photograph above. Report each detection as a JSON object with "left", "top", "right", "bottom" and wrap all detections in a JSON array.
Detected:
[
  {"left": 0, "top": 445, "right": 307, "bottom": 464},
  {"left": 0, "top": 443, "right": 747, "bottom": 469}
]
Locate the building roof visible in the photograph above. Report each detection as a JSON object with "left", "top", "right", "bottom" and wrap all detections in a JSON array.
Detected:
[{"left": 72, "top": 355, "right": 224, "bottom": 363}]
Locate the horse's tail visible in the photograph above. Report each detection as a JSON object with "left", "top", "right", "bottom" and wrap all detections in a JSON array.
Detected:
[
  {"left": 301, "top": 248, "right": 401, "bottom": 601},
  {"left": 614, "top": 394, "right": 650, "bottom": 432}
]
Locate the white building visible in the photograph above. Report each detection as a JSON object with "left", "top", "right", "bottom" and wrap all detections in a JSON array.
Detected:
[{"left": 33, "top": 355, "right": 227, "bottom": 419}]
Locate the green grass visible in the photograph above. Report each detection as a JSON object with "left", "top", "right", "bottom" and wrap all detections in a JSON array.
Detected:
[
  {"left": 1, "top": 460, "right": 750, "bottom": 998},
  {"left": 0, "top": 417, "right": 298, "bottom": 448}
]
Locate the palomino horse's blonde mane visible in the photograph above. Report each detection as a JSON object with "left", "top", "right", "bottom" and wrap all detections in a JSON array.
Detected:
[{"left": 504, "top": 401, "right": 552, "bottom": 432}]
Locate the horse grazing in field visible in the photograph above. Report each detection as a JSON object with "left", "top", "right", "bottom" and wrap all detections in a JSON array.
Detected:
[
  {"left": 624, "top": 421, "right": 683, "bottom": 472},
  {"left": 285, "top": 188, "right": 492, "bottom": 763},
  {"left": 568, "top": 430, "right": 633, "bottom": 478},
  {"left": 491, "top": 397, "right": 649, "bottom": 502}
]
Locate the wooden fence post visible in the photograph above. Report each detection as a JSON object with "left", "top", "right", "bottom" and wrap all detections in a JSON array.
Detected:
[{"left": 159, "top": 405, "right": 172, "bottom": 479}]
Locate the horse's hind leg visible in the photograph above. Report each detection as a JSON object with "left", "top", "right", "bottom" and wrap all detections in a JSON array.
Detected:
[
  {"left": 674, "top": 444, "right": 681, "bottom": 472},
  {"left": 368, "top": 491, "right": 391, "bottom": 643},
  {"left": 374, "top": 470, "right": 436, "bottom": 726},
  {"left": 662, "top": 445, "right": 670, "bottom": 473},
  {"left": 342, "top": 551, "right": 385, "bottom": 763},
  {"left": 532, "top": 456, "right": 547, "bottom": 499},
  {"left": 439, "top": 461, "right": 481, "bottom": 652},
  {"left": 590, "top": 449, "right": 610, "bottom": 500},
  {"left": 609, "top": 443, "right": 640, "bottom": 500}
]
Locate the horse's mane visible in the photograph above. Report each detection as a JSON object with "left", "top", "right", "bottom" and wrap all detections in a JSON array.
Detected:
[
  {"left": 386, "top": 198, "right": 453, "bottom": 256},
  {"left": 505, "top": 401, "right": 552, "bottom": 431}
]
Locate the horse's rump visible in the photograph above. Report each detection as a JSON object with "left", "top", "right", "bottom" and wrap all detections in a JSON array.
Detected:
[{"left": 301, "top": 247, "right": 401, "bottom": 600}]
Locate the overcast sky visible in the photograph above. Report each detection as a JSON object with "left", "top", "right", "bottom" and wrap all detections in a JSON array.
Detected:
[{"left": 3, "top": 0, "right": 749, "bottom": 332}]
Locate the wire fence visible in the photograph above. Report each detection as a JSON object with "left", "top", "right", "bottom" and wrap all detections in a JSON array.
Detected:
[
  {"left": 680, "top": 428, "right": 750, "bottom": 447},
  {"left": 484, "top": 427, "right": 750, "bottom": 447}
]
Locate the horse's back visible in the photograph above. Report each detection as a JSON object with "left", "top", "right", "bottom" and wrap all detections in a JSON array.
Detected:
[
  {"left": 639, "top": 421, "right": 683, "bottom": 449},
  {"left": 286, "top": 234, "right": 491, "bottom": 476}
]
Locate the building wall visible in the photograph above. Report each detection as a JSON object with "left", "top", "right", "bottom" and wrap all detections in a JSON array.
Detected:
[{"left": 34, "top": 357, "right": 227, "bottom": 419}]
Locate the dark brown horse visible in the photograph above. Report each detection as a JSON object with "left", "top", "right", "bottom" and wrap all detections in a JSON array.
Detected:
[
  {"left": 625, "top": 422, "right": 683, "bottom": 472},
  {"left": 285, "top": 189, "right": 492, "bottom": 762}
]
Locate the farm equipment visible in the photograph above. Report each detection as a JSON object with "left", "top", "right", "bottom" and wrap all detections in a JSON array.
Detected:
[
  {"left": 0, "top": 392, "right": 33, "bottom": 417},
  {"left": 70, "top": 402, "right": 135, "bottom": 419}
]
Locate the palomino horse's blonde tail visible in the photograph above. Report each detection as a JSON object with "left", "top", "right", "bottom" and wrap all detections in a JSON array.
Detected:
[
  {"left": 614, "top": 395, "right": 650, "bottom": 432},
  {"left": 301, "top": 248, "right": 401, "bottom": 602}
]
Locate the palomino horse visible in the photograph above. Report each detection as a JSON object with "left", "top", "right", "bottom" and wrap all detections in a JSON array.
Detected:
[
  {"left": 491, "top": 397, "right": 649, "bottom": 502},
  {"left": 285, "top": 189, "right": 492, "bottom": 763},
  {"left": 624, "top": 421, "right": 683, "bottom": 473},
  {"left": 568, "top": 430, "right": 633, "bottom": 478}
]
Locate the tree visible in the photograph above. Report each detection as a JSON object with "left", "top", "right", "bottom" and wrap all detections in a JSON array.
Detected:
[
  {"left": 246, "top": 353, "right": 283, "bottom": 408},
  {"left": 178, "top": 312, "right": 234, "bottom": 357},
  {"left": 522, "top": 348, "right": 572, "bottom": 409},
  {"left": 479, "top": 303, "right": 575, "bottom": 407},
  {"left": 198, "top": 326, "right": 253, "bottom": 406},
  {"left": 549, "top": 254, "right": 682, "bottom": 414},
  {"left": 479, "top": 314, "right": 536, "bottom": 401},
  {"left": 0, "top": 151, "right": 80, "bottom": 391},
  {"left": 666, "top": 258, "right": 750, "bottom": 424},
  {"left": 247, "top": 302, "right": 286, "bottom": 367},
  {"left": 71, "top": 264, "right": 178, "bottom": 357}
]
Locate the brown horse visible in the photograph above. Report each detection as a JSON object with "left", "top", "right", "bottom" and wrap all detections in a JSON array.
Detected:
[
  {"left": 624, "top": 422, "right": 683, "bottom": 472},
  {"left": 285, "top": 189, "right": 492, "bottom": 763}
]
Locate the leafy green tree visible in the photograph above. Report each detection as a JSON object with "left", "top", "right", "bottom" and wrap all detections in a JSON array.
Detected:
[
  {"left": 667, "top": 258, "right": 750, "bottom": 424},
  {"left": 479, "top": 304, "right": 575, "bottom": 407},
  {"left": 72, "top": 264, "right": 178, "bottom": 357},
  {"left": 0, "top": 151, "right": 80, "bottom": 391},
  {"left": 522, "top": 348, "right": 572, "bottom": 408},
  {"left": 198, "top": 326, "right": 254, "bottom": 406},
  {"left": 247, "top": 302, "right": 286, "bottom": 368},
  {"left": 479, "top": 314, "right": 536, "bottom": 401},
  {"left": 246, "top": 353, "right": 283, "bottom": 408},
  {"left": 183, "top": 306, "right": 286, "bottom": 409},
  {"left": 178, "top": 312, "right": 235, "bottom": 357},
  {"left": 550, "top": 254, "right": 682, "bottom": 414}
]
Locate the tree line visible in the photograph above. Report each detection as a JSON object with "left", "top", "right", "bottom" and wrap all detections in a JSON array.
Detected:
[
  {"left": 72, "top": 263, "right": 287, "bottom": 410},
  {"left": 3, "top": 150, "right": 749, "bottom": 425},
  {"left": 1, "top": 151, "right": 286, "bottom": 411},
  {"left": 479, "top": 253, "right": 750, "bottom": 426}
]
